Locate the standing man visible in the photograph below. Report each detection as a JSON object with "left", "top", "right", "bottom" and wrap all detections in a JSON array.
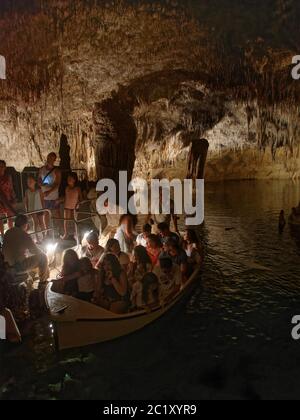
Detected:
[
  {"left": 39, "top": 153, "right": 62, "bottom": 232},
  {"left": 2, "top": 214, "right": 49, "bottom": 283}
]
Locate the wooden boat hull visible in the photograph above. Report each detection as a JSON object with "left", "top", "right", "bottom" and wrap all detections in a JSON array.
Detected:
[{"left": 46, "top": 267, "right": 201, "bottom": 350}]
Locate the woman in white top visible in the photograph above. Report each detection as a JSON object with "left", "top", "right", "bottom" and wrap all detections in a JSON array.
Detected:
[{"left": 114, "top": 215, "right": 136, "bottom": 254}]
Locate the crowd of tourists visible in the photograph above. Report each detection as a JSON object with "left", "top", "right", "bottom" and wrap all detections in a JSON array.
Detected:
[
  {"left": 52, "top": 222, "right": 203, "bottom": 314},
  {"left": 0, "top": 153, "right": 204, "bottom": 338}
]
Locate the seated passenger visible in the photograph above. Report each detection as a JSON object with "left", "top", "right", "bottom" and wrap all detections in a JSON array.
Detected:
[
  {"left": 157, "top": 222, "right": 180, "bottom": 245},
  {"left": 95, "top": 253, "right": 129, "bottom": 314},
  {"left": 77, "top": 258, "right": 100, "bottom": 302},
  {"left": 56, "top": 249, "right": 80, "bottom": 296},
  {"left": 102, "top": 238, "right": 131, "bottom": 273},
  {"left": 183, "top": 229, "right": 204, "bottom": 267},
  {"left": 129, "top": 245, "right": 152, "bottom": 286},
  {"left": 142, "top": 272, "right": 160, "bottom": 309},
  {"left": 153, "top": 257, "right": 182, "bottom": 303},
  {"left": 136, "top": 224, "right": 152, "bottom": 247},
  {"left": 2, "top": 214, "right": 49, "bottom": 283},
  {"left": 146, "top": 234, "right": 163, "bottom": 267},
  {"left": 114, "top": 214, "right": 137, "bottom": 254},
  {"left": 82, "top": 232, "right": 104, "bottom": 268},
  {"left": 161, "top": 238, "right": 188, "bottom": 280},
  {"left": 131, "top": 272, "right": 159, "bottom": 310}
]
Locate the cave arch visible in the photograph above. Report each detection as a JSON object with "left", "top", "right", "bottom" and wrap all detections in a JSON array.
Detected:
[{"left": 93, "top": 70, "right": 220, "bottom": 186}]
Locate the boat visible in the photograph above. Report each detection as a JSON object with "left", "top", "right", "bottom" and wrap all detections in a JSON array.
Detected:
[{"left": 45, "top": 266, "right": 201, "bottom": 351}]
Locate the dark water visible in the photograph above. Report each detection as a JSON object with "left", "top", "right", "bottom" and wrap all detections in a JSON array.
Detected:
[{"left": 1, "top": 180, "right": 300, "bottom": 400}]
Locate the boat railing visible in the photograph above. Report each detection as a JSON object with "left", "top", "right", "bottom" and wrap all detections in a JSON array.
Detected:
[
  {"left": 51, "top": 199, "right": 99, "bottom": 246},
  {"left": 0, "top": 209, "right": 55, "bottom": 241},
  {"left": 0, "top": 200, "right": 99, "bottom": 248}
]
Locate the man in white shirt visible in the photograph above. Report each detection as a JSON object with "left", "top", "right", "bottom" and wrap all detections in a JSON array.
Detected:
[
  {"left": 136, "top": 224, "right": 152, "bottom": 248},
  {"left": 38, "top": 152, "right": 62, "bottom": 229}
]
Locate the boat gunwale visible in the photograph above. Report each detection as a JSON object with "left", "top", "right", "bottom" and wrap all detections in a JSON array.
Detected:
[{"left": 46, "top": 266, "right": 202, "bottom": 323}]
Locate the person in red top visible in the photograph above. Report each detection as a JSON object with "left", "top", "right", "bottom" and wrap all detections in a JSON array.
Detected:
[
  {"left": 146, "top": 234, "right": 163, "bottom": 267},
  {"left": 0, "top": 161, "right": 16, "bottom": 237}
]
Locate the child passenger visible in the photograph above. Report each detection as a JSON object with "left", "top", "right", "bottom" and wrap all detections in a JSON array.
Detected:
[
  {"left": 25, "top": 175, "right": 46, "bottom": 242},
  {"left": 146, "top": 234, "right": 162, "bottom": 267},
  {"left": 61, "top": 173, "right": 82, "bottom": 240}
]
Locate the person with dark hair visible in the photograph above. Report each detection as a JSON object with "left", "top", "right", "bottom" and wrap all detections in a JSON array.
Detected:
[
  {"left": 157, "top": 222, "right": 180, "bottom": 245},
  {"left": 131, "top": 271, "right": 159, "bottom": 310},
  {"left": 2, "top": 214, "right": 49, "bottom": 283},
  {"left": 146, "top": 234, "right": 163, "bottom": 267},
  {"left": 38, "top": 153, "right": 62, "bottom": 231},
  {"left": 61, "top": 172, "right": 82, "bottom": 240},
  {"left": 183, "top": 229, "right": 204, "bottom": 267},
  {"left": 129, "top": 245, "right": 152, "bottom": 286},
  {"left": 77, "top": 257, "right": 100, "bottom": 302},
  {"left": 141, "top": 272, "right": 159, "bottom": 309},
  {"left": 54, "top": 249, "right": 80, "bottom": 296},
  {"left": 114, "top": 214, "right": 136, "bottom": 254},
  {"left": 136, "top": 223, "right": 152, "bottom": 247},
  {"left": 0, "top": 160, "right": 16, "bottom": 237},
  {"left": 82, "top": 231, "right": 104, "bottom": 268},
  {"left": 162, "top": 238, "right": 188, "bottom": 280},
  {"left": 102, "top": 238, "right": 131, "bottom": 273},
  {"left": 153, "top": 256, "right": 182, "bottom": 302},
  {"left": 95, "top": 253, "right": 129, "bottom": 314}
]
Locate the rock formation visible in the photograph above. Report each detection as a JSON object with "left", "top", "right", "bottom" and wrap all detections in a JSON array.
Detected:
[{"left": 0, "top": 0, "right": 300, "bottom": 182}]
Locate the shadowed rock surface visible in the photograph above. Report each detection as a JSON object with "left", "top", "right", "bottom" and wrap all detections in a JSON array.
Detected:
[{"left": 0, "top": 0, "right": 300, "bottom": 180}]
